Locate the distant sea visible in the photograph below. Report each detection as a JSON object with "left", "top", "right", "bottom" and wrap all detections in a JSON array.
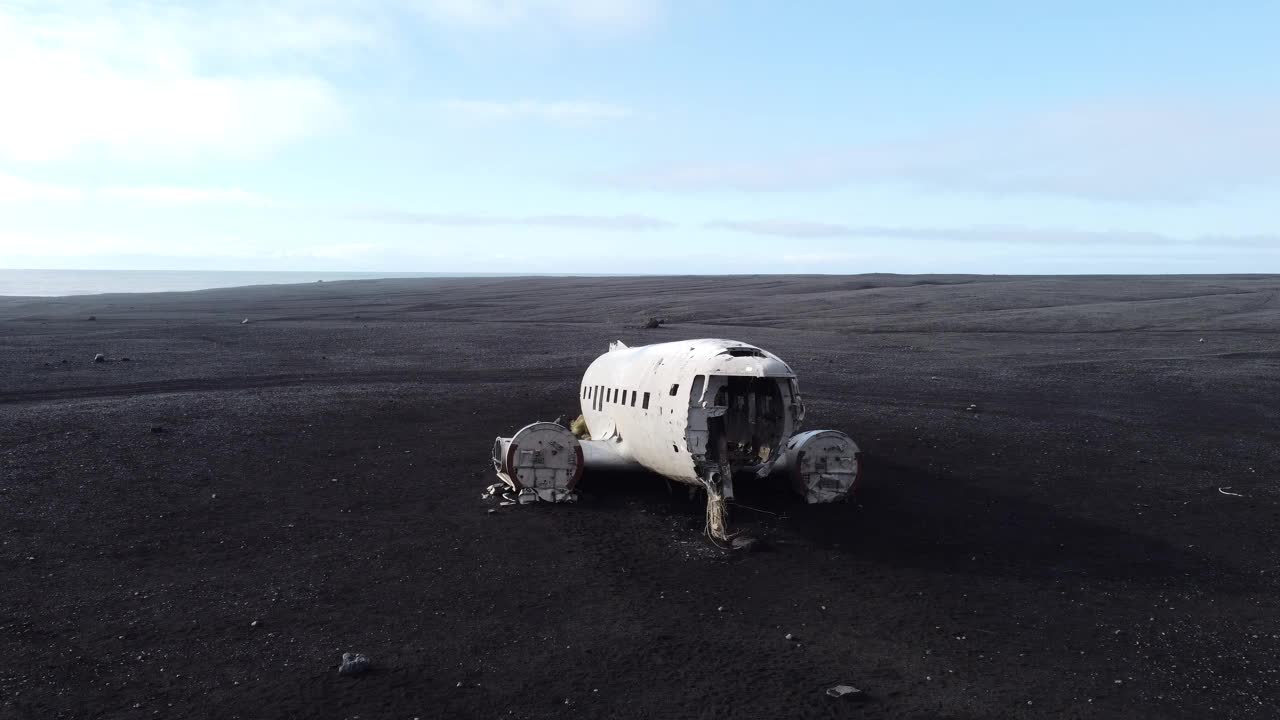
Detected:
[{"left": 0, "top": 269, "right": 514, "bottom": 297}]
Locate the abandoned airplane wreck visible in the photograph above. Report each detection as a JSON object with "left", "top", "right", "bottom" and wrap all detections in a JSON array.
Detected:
[{"left": 493, "top": 339, "right": 861, "bottom": 540}]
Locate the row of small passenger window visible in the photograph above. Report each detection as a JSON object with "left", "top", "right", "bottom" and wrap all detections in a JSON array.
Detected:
[{"left": 583, "top": 384, "right": 651, "bottom": 410}]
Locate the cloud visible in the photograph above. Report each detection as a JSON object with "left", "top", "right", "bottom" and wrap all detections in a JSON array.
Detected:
[
  {"left": 607, "top": 100, "right": 1280, "bottom": 203},
  {"left": 99, "top": 186, "right": 274, "bottom": 206},
  {"left": 0, "top": 2, "right": 350, "bottom": 163},
  {"left": 0, "top": 173, "right": 84, "bottom": 203},
  {"left": 707, "top": 220, "right": 1280, "bottom": 247},
  {"left": 349, "top": 210, "right": 673, "bottom": 230},
  {"left": 705, "top": 220, "right": 855, "bottom": 239},
  {"left": 409, "top": 0, "right": 663, "bottom": 31},
  {"left": 0, "top": 174, "right": 275, "bottom": 206},
  {"left": 0, "top": 230, "right": 252, "bottom": 259},
  {"left": 0, "top": 230, "right": 393, "bottom": 264},
  {"left": 441, "top": 99, "right": 632, "bottom": 124},
  {"left": 0, "top": 1, "right": 659, "bottom": 164}
]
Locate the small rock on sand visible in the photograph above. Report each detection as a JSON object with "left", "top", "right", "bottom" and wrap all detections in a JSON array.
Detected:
[
  {"left": 339, "top": 652, "right": 371, "bottom": 676},
  {"left": 93, "top": 353, "right": 105, "bottom": 363},
  {"left": 826, "top": 685, "right": 864, "bottom": 698}
]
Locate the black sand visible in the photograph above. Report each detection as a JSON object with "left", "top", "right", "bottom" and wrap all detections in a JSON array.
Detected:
[{"left": 2, "top": 275, "right": 1278, "bottom": 719}]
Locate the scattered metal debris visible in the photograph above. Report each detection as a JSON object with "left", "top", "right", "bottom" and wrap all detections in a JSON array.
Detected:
[
  {"left": 1218, "top": 487, "right": 1244, "bottom": 497},
  {"left": 484, "top": 482, "right": 577, "bottom": 507}
]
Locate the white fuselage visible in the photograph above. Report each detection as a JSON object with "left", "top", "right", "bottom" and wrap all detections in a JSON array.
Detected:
[{"left": 579, "top": 339, "right": 805, "bottom": 485}]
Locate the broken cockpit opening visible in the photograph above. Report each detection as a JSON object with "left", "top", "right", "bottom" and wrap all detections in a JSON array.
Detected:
[{"left": 686, "top": 374, "right": 798, "bottom": 482}]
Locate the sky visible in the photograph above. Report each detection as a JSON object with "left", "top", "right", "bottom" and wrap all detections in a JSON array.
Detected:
[{"left": 1, "top": 0, "right": 1278, "bottom": 274}]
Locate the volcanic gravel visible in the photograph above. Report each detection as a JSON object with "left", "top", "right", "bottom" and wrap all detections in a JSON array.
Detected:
[{"left": 1, "top": 274, "right": 1278, "bottom": 719}]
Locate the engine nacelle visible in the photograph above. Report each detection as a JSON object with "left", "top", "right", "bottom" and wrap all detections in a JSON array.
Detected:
[
  {"left": 491, "top": 422, "right": 583, "bottom": 502},
  {"left": 774, "top": 429, "right": 861, "bottom": 503}
]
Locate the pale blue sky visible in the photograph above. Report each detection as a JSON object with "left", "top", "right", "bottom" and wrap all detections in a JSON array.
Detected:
[{"left": 1, "top": 0, "right": 1278, "bottom": 273}]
